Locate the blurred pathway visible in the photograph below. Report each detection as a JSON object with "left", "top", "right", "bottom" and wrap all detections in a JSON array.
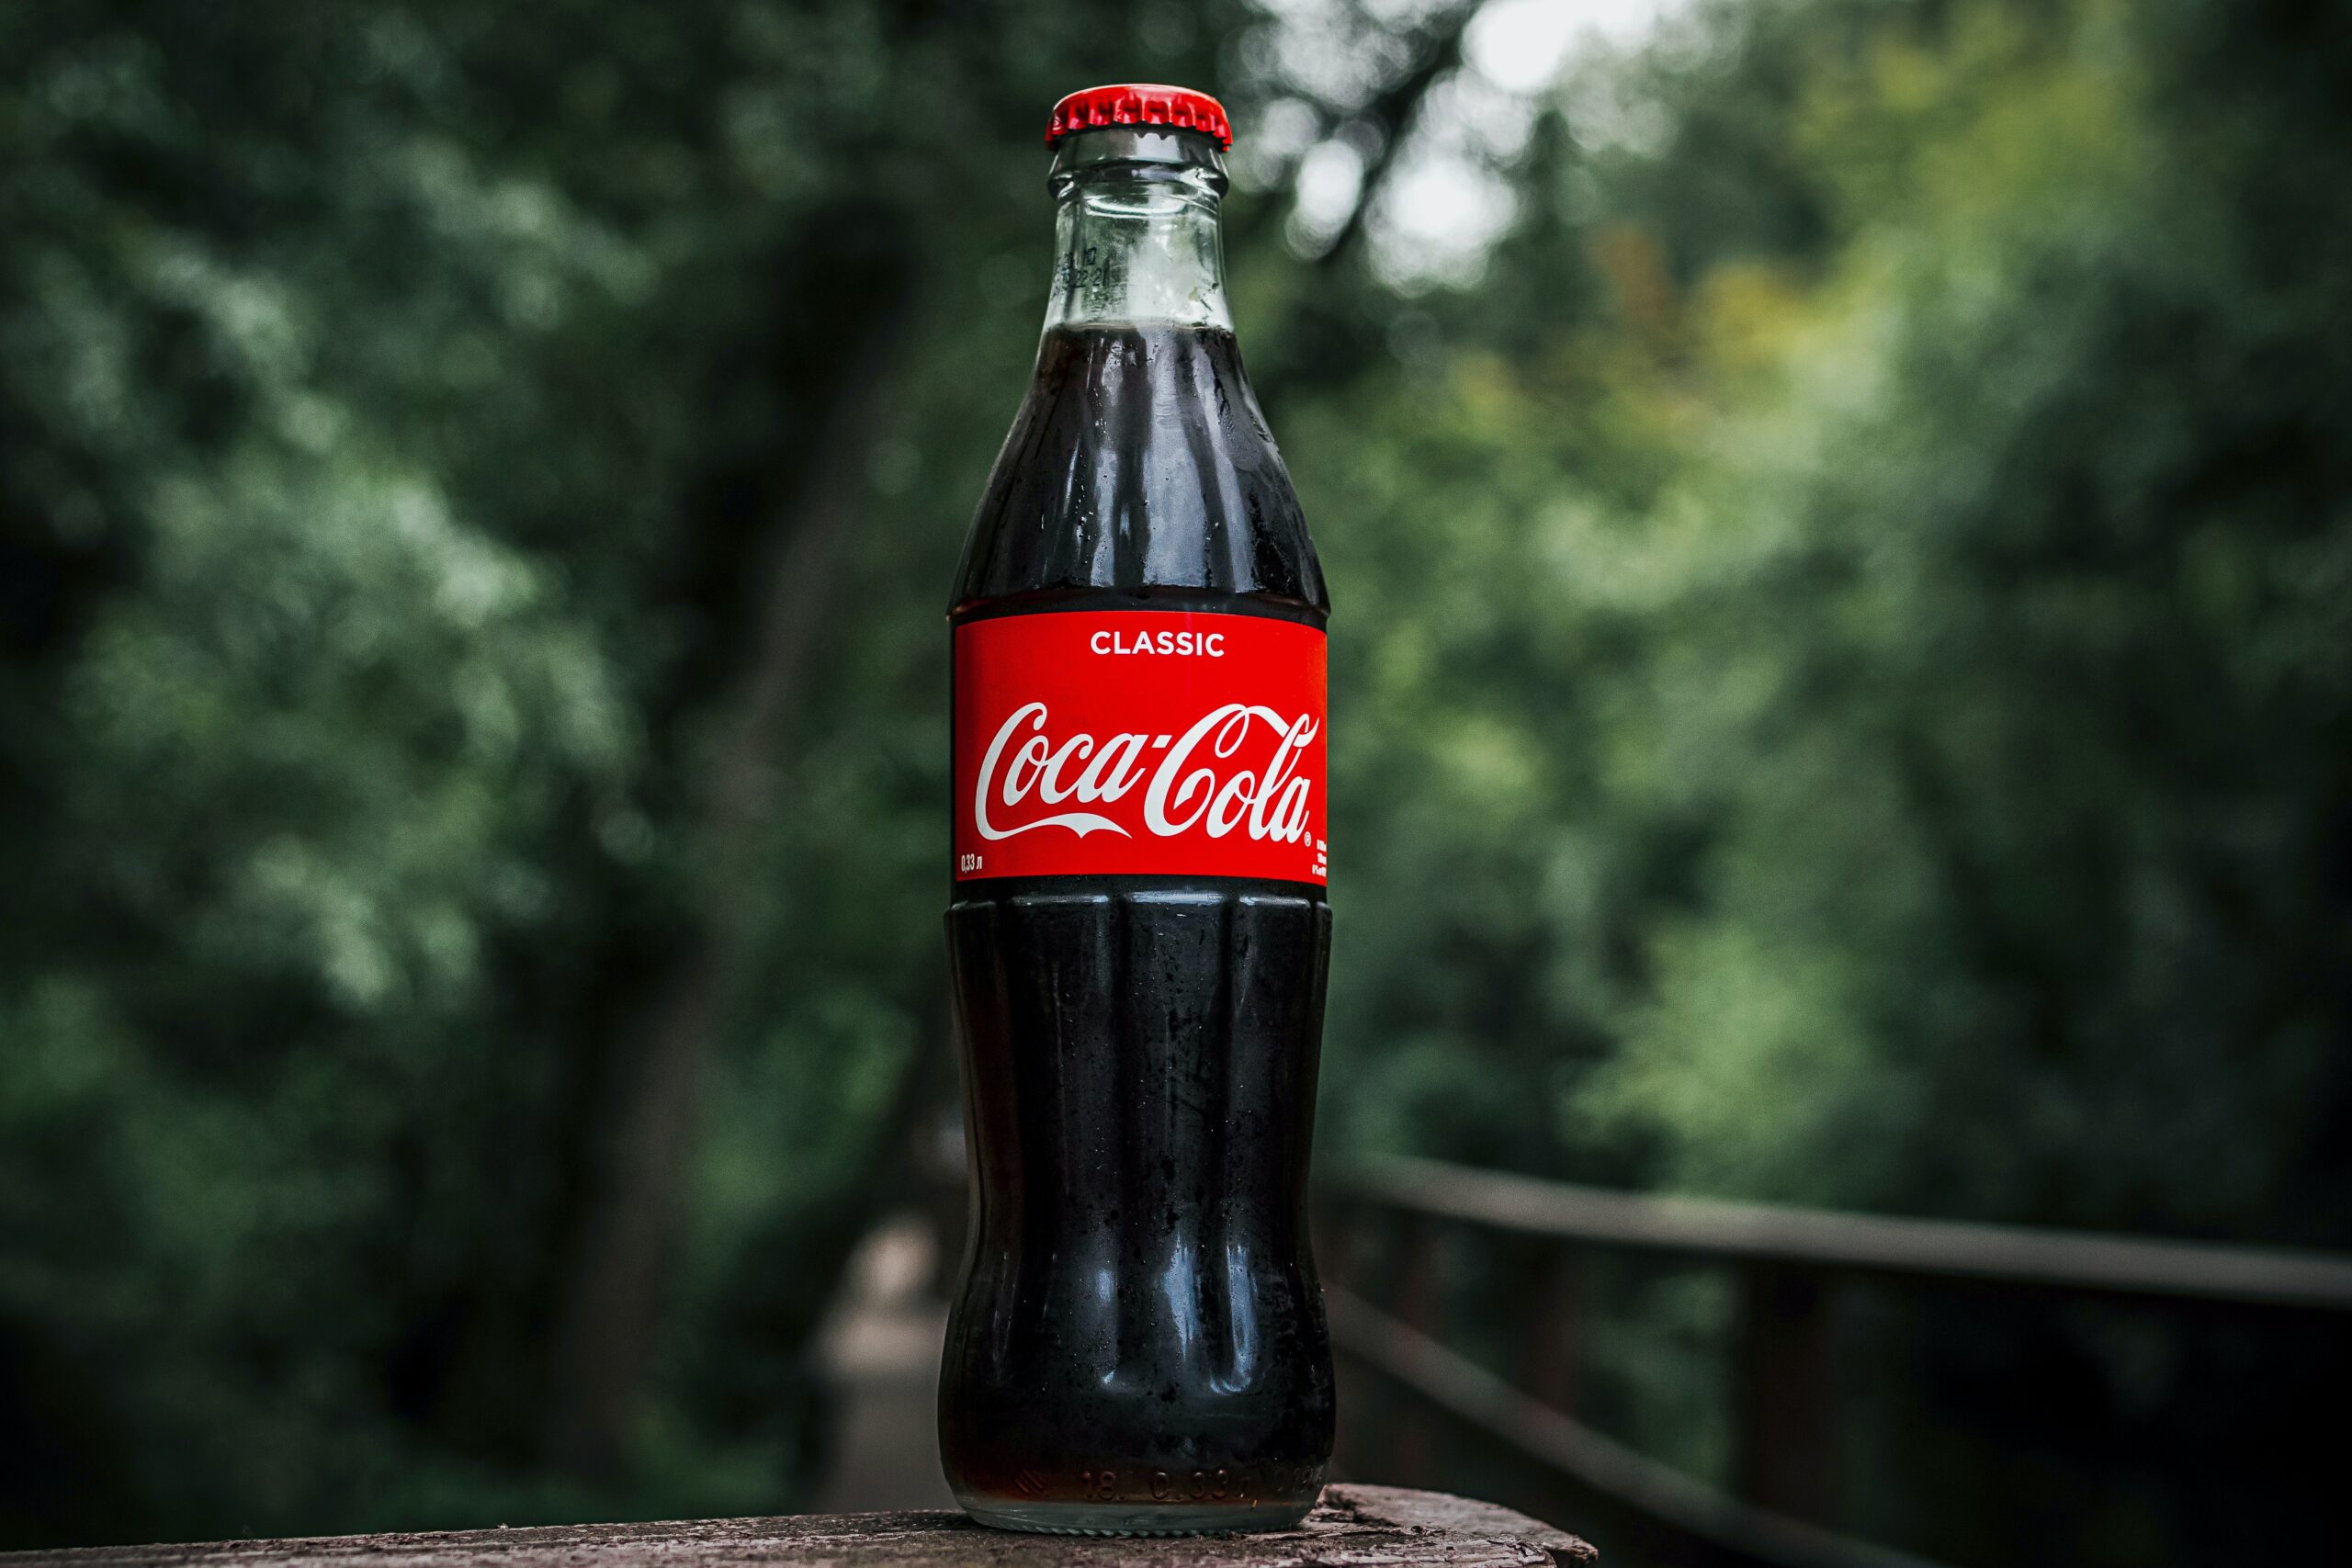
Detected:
[{"left": 811, "top": 1212, "right": 956, "bottom": 1512}]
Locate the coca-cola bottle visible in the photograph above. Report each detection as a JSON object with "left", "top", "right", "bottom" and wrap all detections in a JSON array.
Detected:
[{"left": 941, "top": 85, "right": 1334, "bottom": 1534}]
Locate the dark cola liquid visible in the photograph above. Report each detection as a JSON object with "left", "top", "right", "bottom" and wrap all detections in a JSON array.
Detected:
[{"left": 943, "top": 324, "right": 1334, "bottom": 1532}]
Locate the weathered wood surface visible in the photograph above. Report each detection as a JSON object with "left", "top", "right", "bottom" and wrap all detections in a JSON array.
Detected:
[{"left": 4, "top": 1487, "right": 1594, "bottom": 1568}]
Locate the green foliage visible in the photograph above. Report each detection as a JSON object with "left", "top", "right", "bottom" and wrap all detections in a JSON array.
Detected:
[
  {"left": 1308, "top": 0, "right": 2352, "bottom": 1241},
  {"left": 4, "top": 0, "right": 2349, "bottom": 1562},
  {"left": 0, "top": 0, "right": 1264, "bottom": 1542},
  {"left": 1296, "top": 2, "right": 2352, "bottom": 1557}
]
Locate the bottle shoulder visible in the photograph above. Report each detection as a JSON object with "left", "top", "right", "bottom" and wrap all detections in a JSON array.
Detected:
[{"left": 951, "top": 325, "right": 1328, "bottom": 615}]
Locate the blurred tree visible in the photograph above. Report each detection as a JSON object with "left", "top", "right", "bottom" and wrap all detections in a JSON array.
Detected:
[
  {"left": 1293, "top": 0, "right": 2352, "bottom": 1560},
  {"left": 0, "top": 0, "right": 1287, "bottom": 1541},
  {"left": 5, "top": 0, "right": 2350, "bottom": 1562}
]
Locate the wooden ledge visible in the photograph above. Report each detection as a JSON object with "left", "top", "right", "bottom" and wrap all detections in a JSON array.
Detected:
[{"left": 4, "top": 1486, "right": 1593, "bottom": 1568}]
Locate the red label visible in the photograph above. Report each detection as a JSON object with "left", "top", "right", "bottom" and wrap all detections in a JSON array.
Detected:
[{"left": 953, "top": 610, "right": 1327, "bottom": 884}]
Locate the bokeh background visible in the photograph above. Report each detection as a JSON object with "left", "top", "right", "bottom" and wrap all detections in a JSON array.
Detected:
[{"left": 4, "top": 0, "right": 2349, "bottom": 1563}]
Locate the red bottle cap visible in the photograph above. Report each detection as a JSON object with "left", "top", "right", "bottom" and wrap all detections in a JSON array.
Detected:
[{"left": 1046, "top": 84, "right": 1232, "bottom": 151}]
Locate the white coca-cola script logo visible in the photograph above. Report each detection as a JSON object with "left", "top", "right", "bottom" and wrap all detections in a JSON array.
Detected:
[{"left": 972, "top": 702, "right": 1318, "bottom": 844}]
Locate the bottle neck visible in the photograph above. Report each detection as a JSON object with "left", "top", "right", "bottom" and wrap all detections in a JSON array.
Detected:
[{"left": 1045, "top": 129, "right": 1232, "bottom": 333}]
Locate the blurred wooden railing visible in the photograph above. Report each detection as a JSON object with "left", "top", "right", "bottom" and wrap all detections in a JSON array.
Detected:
[{"left": 1315, "top": 1157, "right": 2352, "bottom": 1568}]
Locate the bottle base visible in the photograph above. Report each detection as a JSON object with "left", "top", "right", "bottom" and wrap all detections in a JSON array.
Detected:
[{"left": 955, "top": 1495, "right": 1321, "bottom": 1536}]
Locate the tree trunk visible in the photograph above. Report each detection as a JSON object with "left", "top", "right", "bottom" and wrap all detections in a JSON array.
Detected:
[{"left": 545, "top": 276, "right": 915, "bottom": 1476}]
